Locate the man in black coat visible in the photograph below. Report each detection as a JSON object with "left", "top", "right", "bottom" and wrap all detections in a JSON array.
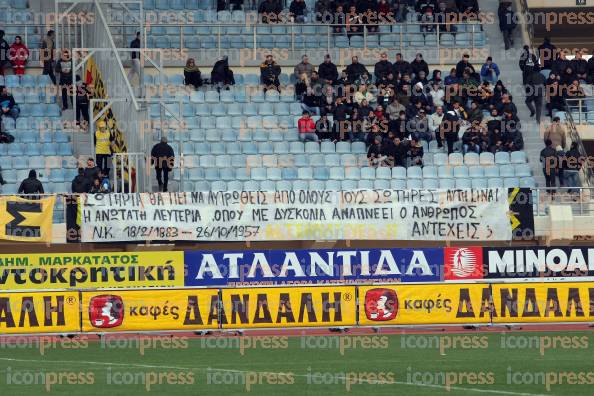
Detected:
[
  {"left": 211, "top": 55, "right": 235, "bottom": 88},
  {"left": 318, "top": 54, "right": 338, "bottom": 85},
  {"left": 84, "top": 158, "right": 100, "bottom": 182},
  {"left": 392, "top": 53, "right": 411, "bottom": 77},
  {"left": 71, "top": 167, "right": 91, "bottom": 193},
  {"left": 260, "top": 54, "right": 281, "bottom": 91},
  {"left": 587, "top": 54, "right": 594, "bottom": 84},
  {"left": 374, "top": 52, "right": 393, "bottom": 83},
  {"left": 18, "top": 170, "right": 44, "bottom": 194},
  {"left": 345, "top": 56, "right": 368, "bottom": 84},
  {"left": 410, "top": 53, "right": 429, "bottom": 79},
  {"left": 498, "top": 1, "right": 516, "bottom": 50},
  {"left": 151, "top": 136, "right": 174, "bottom": 192},
  {"left": 525, "top": 69, "right": 545, "bottom": 124}
]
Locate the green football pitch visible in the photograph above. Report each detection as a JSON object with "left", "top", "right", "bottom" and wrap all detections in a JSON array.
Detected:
[{"left": 0, "top": 330, "right": 593, "bottom": 395}]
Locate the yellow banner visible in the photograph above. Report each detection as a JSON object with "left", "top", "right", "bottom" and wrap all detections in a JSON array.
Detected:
[
  {"left": 0, "top": 251, "right": 184, "bottom": 290},
  {"left": 221, "top": 286, "right": 357, "bottom": 329},
  {"left": 0, "top": 291, "right": 79, "bottom": 334},
  {"left": 0, "top": 195, "right": 55, "bottom": 242},
  {"left": 81, "top": 289, "right": 220, "bottom": 332},
  {"left": 491, "top": 282, "right": 594, "bottom": 323},
  {"left": 358, "top": 284, "right": 491, "bottom": 326}
]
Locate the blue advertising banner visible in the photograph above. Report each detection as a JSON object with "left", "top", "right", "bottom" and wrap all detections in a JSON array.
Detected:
[{"left": 184, "top": 248, "right": 444, "bottom": 286}]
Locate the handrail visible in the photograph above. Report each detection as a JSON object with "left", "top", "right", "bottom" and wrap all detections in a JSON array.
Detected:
[{"left": 562, "top": 98, "right": 593, "bottom": 187}]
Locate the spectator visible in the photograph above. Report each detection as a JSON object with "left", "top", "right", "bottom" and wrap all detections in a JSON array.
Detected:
[
  {"left": 428, "top": 81, "right": 444, "bottom": 108},
  {"left": 258, "top": 0, "right": 282, "bottom": 23},
  {"left": 260, "top": 55, "right": 281, "bottom": 91},
  {"left": 151, "top": 136, "right": 174, "bottom": 192},
  {"left": 480, "top": 57, "right": 500, "bottom": 84},
  {"left": 519, "top": 45, "right": 538, "bottom": 85},
  {"left": 315, "top": 114, "right": 335, "bottom": 141},
  {"left": 345, "top": 56, "right": 368, "bottom": 83},
  {"left": 410, "top": 53, "right": 429, "bottom": 78},
  {"left": 546, "top": 81, "right": 565, "bottom": 117},
  {"left": 587, "top": 53, "right": 594, "bottom": 84},
  {"left": 498, "top": 1, "right": 516, "bottom": 50},
  {"left": 301, "top": 87, "right": 320, "bottom": 115},
  {"left": 298, "top": 111, "right": 318, "bottom": 142},
  {"left": 71, "top": 167, "right": 91, "bottom": 193},
  {"left": 525, "top": 68, "right": 545, "bottom": 124},
  {"left": 289, "top": 0, "right": 307, "bottom": 23},
  {"left": 387, "top": 136, "right": 407, "bottom": 167},
  {"left": 76, "top": 76, "right": 90, "bottom": 129},
  {"left": 55, "top": 49, "right": 73, "bottom": 110},
  {"left": 374, "top": 52, "right": 392, "bottom": 82},
  {"left": 89, "top": 177, "right": 103, "bottom": 194},
  {"left": 540, "top": 139, "right": 556, "bottom": 193},
  {"left": 0, "top": 86, "right": 19, "bottom": 120},
  {"left": 444, "top": 67, "right": 458, "bottom": 86},
  {"left": 318, "top": 54, "right": 338, "bottom": 85},
  {"left": 41, "top": 30, "right": 56, "bottom": 84},
  {"left": 127, "top": 32, "right": 141, "bottom": 84},
  {"left": 0, "top": 30, "right": 10, "bottom": 76},
  {"left": 501, "top": 110, "right": 523, "bottom": 151},
  {"left": 392, "top": 53, "right": 410, "bottom": 77},
  {"left": 18, "top": 170, "right": 44, "bottom": 194},
  {"left": 294, "top": 54, "right": 314, "bottom": 97},
  {"left": 538, "top": 37, "right": 556, "bottom": 70},
  {"left": 84, "top": 158, "right": 100, "bottom": 181},
  {"left": 94, "top": 121, "right": 114, "bottom": 175},
  {"left": 429, "top": 105, "right": 444, "bottom": 138},
  {"left": 420, "top": 6, "right": 436, "bottom": 34},
  {"left": 408, "top": 138, "right": 424, "bottom": 166},
  {"left": 8, "top": 36, "right": 28, "bottom": 76},
  {"left": 320, "top": 85, "right": 336, "bottom": 116},
  {"left": 455, "top": 53, "right": 476, "bottom": 79},
  {"left": 99, "top": 170, "right": 111, "bottom": 193},
  {"left": 367, "top": 135, "right": 389, "bottom": 167},
  {"left": 354, "top": 85, "right": 374, "bottom": 105},
  {"left": 346, "top": 5, "right": 363, "bottom": 39},
  {"left": 544, "top": 117, "right": 566, "bottom": 150},
  {"left": 386, "top": 97, "right": 405, "bottom": 120},
  {"left": 333, "top": 98, "right": 350, "bottom": 140},
  {"left": 440, "top": 108, "right": 460, "bottom": 154},
  {"left": 564, "top": 142, "right": 581, "bottom": 194},
  {"left": 571, "top": 51, "right": 588, "bottom": 82},
  {"left": 332, "top": 4, "right": 346, "bottom": 34},
  {"left": 411, "top": 108, "right": 432, "bottom": 142},
  {"left": 211, "top": 55, "right": 235, "bottom": 88},
  {"left": 551, "top": 50, "right": 570, "bottom": 76},
  {"left": 183, "top": 58, "right": 202, "bottom": 89}
]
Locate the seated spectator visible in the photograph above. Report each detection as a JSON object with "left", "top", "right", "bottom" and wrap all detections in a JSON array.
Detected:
[
  {"left": 184, "top": 58, "right": 202, "bottom": 89},
  {"left": 480, "top": 57, "right": 500, "bottom": 84},
  {"left": 315, "top": 0, "right": 332, "bottom": 19},
  {"left": 346, "top": 56, "right": 368, "bottom": 84},
  {"left": 354, "top": 85, "right": 375, "bottom": 105},
  {"left": 346, "top": 5, "right": 363, "bottom": 39},
  {"left": 349, "top": 107, "right": 365, "bottom": 142},
  {"left": 260, "top": 55, "right": 281, "bottom": 91},
  {"left": 320, "top": 85, "right": 336, "bottom": 116},
  {"left": 211, "top": 55, "right": 235, "bottom": 89},
  {"left": 318, "top": 54, "right": 338, "bottom": 85},
  {"left": 357, "top": 99, "right": 373, "bottom": 118},
  {"left": 410, "top": 53, "right": 429, "bottom": 79},
  {"left": 376, "top": 87, "right": 394, "bottom": 108},
  {"left": 560, "top": 66, "right": 576, "bottom": 86},
  {"left": 18, "top": 170, "right": 44, "bottom": 194},
  {"left": 332, "top": 5, "right": 346, "bottom": 34},
  {"left": 546, "top": 81, "right": 565, "bottom": 117},
  {"left": 8, "top": 36, "right": 28, "bottom": 76},
  {"left": 386, "top": 97, "right": 405, "bottom": 120},
  {"left": 99, "top": 170, "right": 112, "bottom": 193},
  {"left": 467, "top": 101, "right": 483, "bottom": 124},
  {"left": 428, "top": 81, "right": 444, "bottom": 108},
  {"left": 420, "top": 6, "right": 436, "bottom": 34},
  {"left": 412, "top": 71, "right": 429, "bottom": 87},
  {"left": 587, "top": 53, "right": 594, "bottom": 84},
  {"left": 408, "top": 138, "right": 424, "bottom": 166},
  {"left": 462, "top": 126, "right": 481, "bottom": 154},
  {"left": 410, "top": 108, "right": 432, "bottom": 142},
  {"left": 294, "top": 54, "right": 314, "bottom": 98},
  {"left": 501, "top": 110, "right": 523, "bottom": 151},
  {"left": 392, "top": 53, "right": 411, "bottom": 77},
  {"left": 55, "top": 50, "right": 73, "bottom": 110},
  {"left": 551, "top": 50, "right": 570, "bottom": 77},
  {"left": 456, "top": 53, "right": 476, "bottom": 79},
  {"left": 258, "top": 0, "right": 282, "bottom": 23},
  {"left": 301, "top": 87, "right": 320, "bottom": 115},
  {"left": 387, "top": 136, "right": 407, "bottom": 167},
  {"left": 367, "top": 135, "right": 389, "bottom": 167},
  {"left": 0, "top": 30, "right": 10, "bottom": 76},
  {"left": 315, "top": 114, "right": 335, "bottom": 141},
  {"left": 297, "top": 111, "right": 318, "bottom": 142},
  {"left": 289, "top": 0, "right": 307, "bottom": 23},
  {"left": 436, "top": 2, "right": 458, "bottom": 33},
  {"left": 71, "top": 167, "right": 91, "bottom": 193},
  {"left": 571, "top": 51, "right": 588, "bottom": 82},
  {"left": 0, "top": 86, "right": 19, "bottom": 120},
  {"left": 444, "top": 67, "right": 458, "bottom": 86},
  {"left": 89, "top": 177, "right": 103, "bottom": 194},
  {"left": 429, "top": 105, "right": 444, "bottom": 138},
  {"left": 374, "top": 52, "right": 392, "bottom": 82}
]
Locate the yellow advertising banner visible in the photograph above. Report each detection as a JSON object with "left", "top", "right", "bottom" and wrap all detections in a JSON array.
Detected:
[
  {"left": 491, "top": 282, "right": 594, "bottom": 323},
  {"left": 0, "top": 195, "right": 55, "bottom": 243},
  {"left": 81, "top": 289, "right": 220, "bottom": 332},
  {"left": 0, "top": 291, "right": 79, "bottom": 334},
  {"left": 0, "top": 251, "right": 184, "bottom": 290},
  {"left": 358, "top": 284, "right": 491, "bottom": 326},
  {"left": 220, "top": 286, "right": 357, "bottom": 329}
]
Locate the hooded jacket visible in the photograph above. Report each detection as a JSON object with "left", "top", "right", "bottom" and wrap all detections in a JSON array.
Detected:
[{"left": 18, "top": 170, "right": 44, "bottom": 194}]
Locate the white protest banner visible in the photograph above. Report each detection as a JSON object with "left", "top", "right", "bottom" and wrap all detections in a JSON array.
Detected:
[{"left": 79, "top": 189, "right": 513, "bottom": 242}]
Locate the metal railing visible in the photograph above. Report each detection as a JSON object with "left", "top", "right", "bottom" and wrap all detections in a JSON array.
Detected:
[
  {"left": 565, "top": 97, "right": 593, "bottom": 126},
  {"left": 563, "top": 98, "right": 593, "bottom": 187}
]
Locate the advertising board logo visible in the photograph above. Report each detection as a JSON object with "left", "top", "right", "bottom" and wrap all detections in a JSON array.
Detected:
[
  {"left": 444, "top": 247, "right": 483, "bottom": 280},
  {"left": 364, "top": 288, "right": 398, "bottom": 321},
  {"left": 89, "top": 295, "right": 124, "bottom": 329}
]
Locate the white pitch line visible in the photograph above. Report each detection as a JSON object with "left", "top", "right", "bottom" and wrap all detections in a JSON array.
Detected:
[{"left": 0, "top": 357, "right": 552, "bottom": 396}]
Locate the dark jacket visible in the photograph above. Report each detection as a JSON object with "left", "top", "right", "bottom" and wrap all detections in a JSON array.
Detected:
[
  {"left": 498, "top": 4, "right": 516, "bottom": 31},
  {"left": 392, "top": 60, "right": 412, "bottom": 77},
  {"left": 211, "top": 58, "right": 235, "bottom": 85},
  {"left": 151, "top": 142, "right": 175, "bottom": 170},
  {"left": 260, "top": 61, "right": 281, "bottom": 84},
  {"left": 410, "top": 59, "right": 429, "bottom": 77},
  {"left": 374, "top": 60, "right": 393, "bottom": 81},
  {"left": 55, "top": 59, "right": 73, "bottom": 85},
  {"left": 0, "top": 93, "right": 16, "bottom": 110},
  {"left": 72, "top": 174, "right": 91, "bottom": 193},
  {"left": 84, "top": 166, "right": 100, "bottom": 182},
  {"left": 318, "top": 61, "right": 338, "bottom": 82},
  {"left": 130, "top": 37, "right": 140, "bottom": 59},
  {"left": 0, "top": 37, "right": 9, "bottom": 63},
  {"left": 18, "top": 170, "right": 44, "bottom": 194},
  {"left": 345, "top": 62, "right": 369, "bottom": 83},
  {"left": 540, "top": 146, "right": 557, "bottom": 169}
]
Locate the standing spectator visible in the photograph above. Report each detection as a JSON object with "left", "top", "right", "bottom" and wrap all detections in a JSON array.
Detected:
[
  {"left": 211, "top": 55, "right": 235, "bottom": 89},
  {"left": 294, "top": 54, "right": 314, "bottom": 98},
  {"left": 289, "top": 0, "right": 307, "bottom": 23},
  {"left": 519, "top": 45, "right": 538, "bottom": 85},
  {"left": 260, "top": 55, "right": 281, "bottom": 91},
  {"left": 480, "top": 57, "right": 500, "bottom": 84},
  {"left": 392, "top": 53, "right": 411, "bottom": 77},
  {"left": 0, "top": 86, "right": 19, "bottom": 120},
  {"left": 297, "top": 111, "right": 318, "bottom": 142},
  {"left": 94, "top": 121, "right": 114, "bottom": 175},
  {"left": 8, "top": 36, "right": 28, "bottom": 76},
  {"left": 571, "top": 51, "right": 588, "bottom": 82},
  {"left": 498, "top": 1, "right": 516, "bottom": 50},
  {"left": 18, "top": 170, "right": 44, "bottom": 194},
  {"left": 525, "top": 68, "right": 545, "bottom": 124},
  {"left": 555, "top": 145, "right": 566, "bottom": 188},
  {"left": 127, "top": 32, "right": 141, "bottom": 84},
  {"left": 410, "top": 53, "right": 429, "bottom": 79},
  {"left": 540, "top": 139, "right": 557, "bottom": 194},
  {"left": 587, "top": 53, "right": 594, "bottom": 84},
  {"left": 41, "top": 30, "right": 56, "bottom": 84},
  {"left": 258, "top": 0, "right": 282, "bottom": 23},
  {"left": 0, "top": 30, "right": 10, "bottom": 76},
  {"left": 71, "top": 167, "right": 91, "bottom": 193},
  {"left": 84, "top": 158, "right": 100, "bottom": 181},
  {"left": 538, "top": 37, "right": 556, "bottom": 70},
  {"left": 345, "top": 56, "right": 368, "bottom": 84},
  {"left": 76, "top": 76, "right": 90, "bottom": 129},
  {"left": 543, "top": 117, "right": 566, "bottom": 150},
  {"left": 151, "top": 136, "right": 174, "bottom": 192},
  {"left": 440, "top": 109, "right": 460, "bottom": 154},
  {"left": 183, "top": 58, "right": 202, "bottom": 89},
  {"left": 55, "top": 49, "right": 73, "bottom": 110},
  {"left": 374, "top": 52, "right": 392, "bottom": 82},
  {"left": 546, "top": 80, "right": 565, "bottom": 117},
  {"left": 564, "top": 142, "right": 581, "bottom": 194},
  {"left": 318, "top": 54, "right": 338, "bottom": 85}
]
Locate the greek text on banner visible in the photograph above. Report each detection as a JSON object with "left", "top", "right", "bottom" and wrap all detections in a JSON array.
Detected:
[
  {"left": 0, "top": 195, "right": 55, "bottom": 243},
  {"left": 0, "top": 291, "right": 79, "bottom": 334},
  {"left": 79, "top": 189, "right": 512, "bottom": 242},
  {"left": 0, "top": 251, "right": 184, "bottom": 290}
]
